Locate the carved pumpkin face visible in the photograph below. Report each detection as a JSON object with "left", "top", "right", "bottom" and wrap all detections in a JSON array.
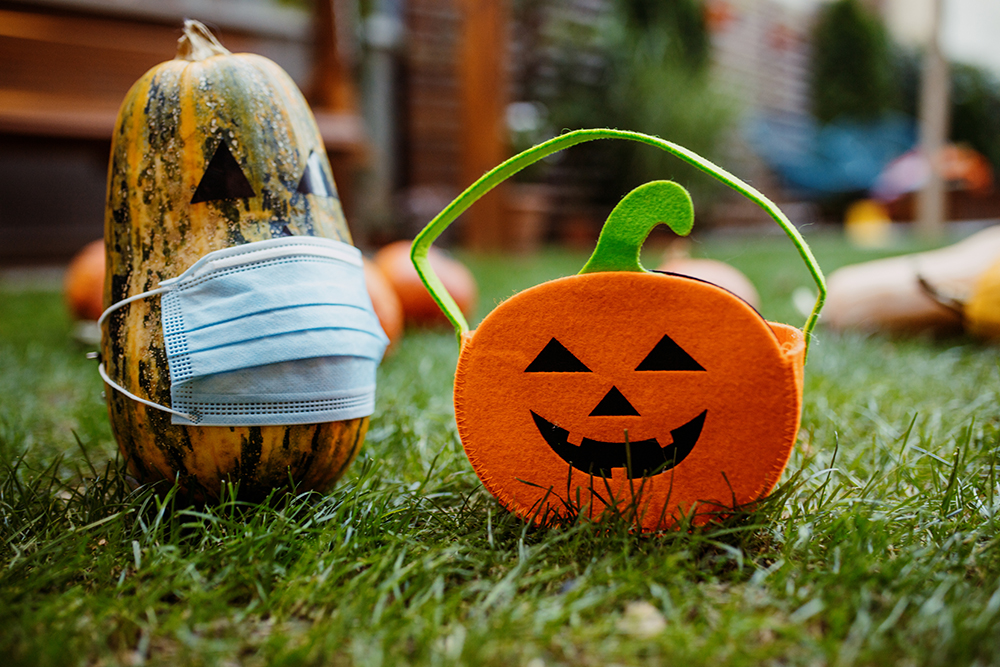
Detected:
[
  {"left": 105, "top": 22, "right": 350, "bottom": 299},
  {"left": 411, "top": 137, "right": 826, "bottom": 532},
  {"left": 454, "top": 271, "right": 805, "bottom": 530},
  {"left": 101, "top": 21, "right": 366, "bottom": 502}
]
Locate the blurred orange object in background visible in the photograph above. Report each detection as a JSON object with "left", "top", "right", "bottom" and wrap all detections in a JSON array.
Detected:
[
  {"left": 656, "top": 242, "right": 760, "bottom": 309},
  {"left": 362, "top": 257, "right": 404, "bottom": 350},
  {"left": 64, "top": 239, "right": 104, "bottom": 322},
  {"left": 373, "top": 241, "right": 478, "bottom": 327}
]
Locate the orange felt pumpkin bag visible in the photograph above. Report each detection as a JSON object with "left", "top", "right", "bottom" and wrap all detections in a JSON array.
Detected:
[{"left": 412, "top": 130, "right": 826, "bottom": 531}]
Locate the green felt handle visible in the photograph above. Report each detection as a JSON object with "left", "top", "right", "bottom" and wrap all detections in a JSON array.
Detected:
[{"left": 410, "top": 128, "right": 827, "bottom": 356}]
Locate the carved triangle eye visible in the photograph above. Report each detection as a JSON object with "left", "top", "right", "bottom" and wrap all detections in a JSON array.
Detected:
[
  {"left": 636, "top": 335, "right": 705, "bottom": 371},
  {"left": 296, "top": 150, "right": 335, "bottom": 197},
  {"left": 191, "top": 140, "right": 255, "bottom": 204},
  {"left": 525, "top": 338, "right": 591, "bottom": 372}
]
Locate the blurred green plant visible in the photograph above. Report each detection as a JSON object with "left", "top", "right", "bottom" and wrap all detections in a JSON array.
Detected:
[
  {"left": 603, "top": 0, "right": 734, "bottom": 201},
  {"left": 614, "top": 0, "right": 711, "bottom": 70},
  {"left": 950, "top": 63, "right": 1000, "bottom": 172},
  {"left": 886, "top": 50, "right": 1000, "bottom": 172},
  {"left": 810, "top": 0, "right": 898, "bottom": 124},
  {"left": 506, "top": 101, "right": 557, "bottom": 183},
  {"left": 515, "top": 0, "right": 736, "bottom": 207},
  {"left": 273, "top": 0, "right": 312, "bottom": 10}
]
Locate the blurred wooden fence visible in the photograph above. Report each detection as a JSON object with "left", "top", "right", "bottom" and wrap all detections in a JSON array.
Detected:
[{"left": 0, "top": 0, "right": 364, "bottom": 264}]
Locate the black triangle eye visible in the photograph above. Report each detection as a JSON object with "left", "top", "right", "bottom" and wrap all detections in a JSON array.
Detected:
[
  {"left": 191, "top": 140, "right": 255, "bottom": 203},
  {"left": 296, "top": 150, "right": 335, "bottom": 197},
  {"left": 636, "top": 335, "right": 705, "bottom": 371},
  {"left": 525, "top": 338, "right": 591, "bottom": 372}
]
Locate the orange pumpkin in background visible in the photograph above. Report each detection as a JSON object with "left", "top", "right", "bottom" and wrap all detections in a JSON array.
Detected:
[
  {"left": 657, "top": 241, "right": 761, "bottom": 309},
  {"left": 362, "top": 257, "right": 404, "bottom": 350},
  {"left": 374, "top": 240, "right": 477, "bottom": 326},
  {"left": 64, "top": 239, "right": 105, "bottom": 322}
]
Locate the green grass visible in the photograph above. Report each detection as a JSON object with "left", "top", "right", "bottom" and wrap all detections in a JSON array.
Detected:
[{"left": 2, "top": 231, "right": 1000, "bottom": 666}]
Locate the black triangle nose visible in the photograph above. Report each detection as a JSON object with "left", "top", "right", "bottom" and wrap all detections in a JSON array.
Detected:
[{"left": 589, "top": 386, "right": 640, "bottom": 416}]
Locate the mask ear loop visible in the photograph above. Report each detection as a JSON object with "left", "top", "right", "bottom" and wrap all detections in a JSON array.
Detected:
[
  {"left": 410, "top": 128, "right": 827, "bottom": 359},
  {"left": 97, "top": 285, "right": 201, "bottom": 423}
]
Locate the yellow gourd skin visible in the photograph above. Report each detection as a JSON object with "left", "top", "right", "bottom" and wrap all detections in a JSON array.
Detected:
[
  {"left": 966, "top": 257, "right": 1000, "bottom": 340},
  {"left": 102, "top": 25, "right": 365, "bottom": 502}
]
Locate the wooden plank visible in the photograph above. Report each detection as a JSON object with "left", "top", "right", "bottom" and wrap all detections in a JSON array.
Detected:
[
  {"left": 403, "top": 0, "right": 462, "bottom": 190},
  {"left": 0, "top": 92, "right": 118, "bottom": 139},
  {"left": 313, "top": 111, "right": 366, "bottom": 153},
  {"left": 458, "top": 0, "right": 509, "bottom": 250},
  {"left": 0, "top": 8, "right": 177, "bottom": 54},
  {"left": 306, "top": 0, "right": 358, "bottom": 113},
  {"left": 0, "top": 89, "right": 366, "bottom": 151},
  {"left": 0, "top": 4, "right": 367, "bottom": 152},
  {"left": 12, "top": 0, "right": 309, "bottom": 40}
]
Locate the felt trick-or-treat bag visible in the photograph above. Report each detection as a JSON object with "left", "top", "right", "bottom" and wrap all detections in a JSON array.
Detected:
[{"left": 411, "top": 129, "right": 826, "bottom": 531}]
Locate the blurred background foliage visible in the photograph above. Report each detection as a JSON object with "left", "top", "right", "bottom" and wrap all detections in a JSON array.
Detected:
[
  {"left": 949, "top": 62, "right": 1000, "bottom": 172},
  {"left": 812, "top": 0, "right": 1000, "bottom": 174},
  {"left": 810, "top": 0, "right": 898, "bottom": 124},
  {"left": 511, "top": 0, "right": 736, "bottom": 212},
  {"left": 506, "top": 0, "right": 1000, "bottom": 222}
]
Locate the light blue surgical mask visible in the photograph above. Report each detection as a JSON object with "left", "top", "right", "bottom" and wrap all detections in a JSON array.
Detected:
[{"left": 98, "top": 237, "right": 389, "bottom": 426}]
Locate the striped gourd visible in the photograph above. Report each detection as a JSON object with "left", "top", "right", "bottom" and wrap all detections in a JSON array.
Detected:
[{"left": 101, "top": 21, "right": 365, "bottom": 502}]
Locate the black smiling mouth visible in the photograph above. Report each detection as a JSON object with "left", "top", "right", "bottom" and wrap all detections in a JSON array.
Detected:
[{"left": 530, "top": 410, "right": 707, "bottom": 479}]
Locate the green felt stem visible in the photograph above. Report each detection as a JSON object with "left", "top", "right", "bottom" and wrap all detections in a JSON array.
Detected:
[
  {"left": 410, "top": 128, "right": 826, "bottom": 357},
  {"left": 578, "top": 181, "right": 694, "bottom": 274}
]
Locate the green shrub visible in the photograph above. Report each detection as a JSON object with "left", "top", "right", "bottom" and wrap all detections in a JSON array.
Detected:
[
  {"left": 811, "top": 0, "right": 897, "bottom": 124},
  {"left": 520, "top": 0, "right": 735, "bottom": 207}
]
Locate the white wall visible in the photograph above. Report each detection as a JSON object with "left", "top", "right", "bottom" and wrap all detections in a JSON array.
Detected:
[{"left": 885, "top": 0, "right": 1000, "bottom": 76}]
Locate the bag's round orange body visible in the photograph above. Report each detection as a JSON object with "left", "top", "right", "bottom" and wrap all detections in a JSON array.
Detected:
[{"left": 454, "top": 271, "right": 805, "bottom": 530}]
